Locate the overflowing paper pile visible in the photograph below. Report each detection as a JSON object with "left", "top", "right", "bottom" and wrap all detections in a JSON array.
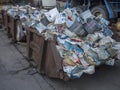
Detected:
[{"left": 3, "top": 6, "right": 120, "bottom": 79}]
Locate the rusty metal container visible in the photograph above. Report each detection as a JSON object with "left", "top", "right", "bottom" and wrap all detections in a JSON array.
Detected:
[
  {"left": 7, "top": 15, "right": 20, "bottom": 41},
  {"left": 1, "top": 10, "right": 20, "bottom": 41},
  {"left": 1, "top": 10, "right": 4, "bottom": 25},
  {"left": 11, "top": 16, "right": 20, "bottom": 42},
  {"left": 11, "top": 16, "right": 18, "bottom": 41},
  {"left": 43, "top": 40, "right": 69, "bottom": 80},
  {"left": 26, "top": 27, "right": 69, "bottom": 80},
  {"left": 1, "top": 10, "right": 8, "bottom": 29},
  {"left": 7, "top": 15, "right": 13, "bottom": 37},
  {"left": 0, "top": 11, "right": 2, "bottom": 24},
  {"left": 4, "top": 13, "right": 8, "bottom": 28},
  {"left": 26, "top": 27, "right": 45, "bottom": 73}
]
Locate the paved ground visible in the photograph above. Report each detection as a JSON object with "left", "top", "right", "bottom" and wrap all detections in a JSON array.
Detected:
[{"left": 0, "top": 29, "right": 120, "bottom": 90}]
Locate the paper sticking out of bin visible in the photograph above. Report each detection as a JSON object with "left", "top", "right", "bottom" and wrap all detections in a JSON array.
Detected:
[{"left": 1, "top": 5, "right": 120, "bottom": 80}]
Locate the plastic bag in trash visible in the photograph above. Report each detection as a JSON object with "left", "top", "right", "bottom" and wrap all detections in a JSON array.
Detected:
[
  {"left": 80, "top": 42, "right": 90, "bottom": 53},
  {"left": 106, "top": 44, "right": 117, "bottom": 58},
  {"left": 70, "top": 65, "right": 84, "bottom": 79},
  {"left": 19, "top": 13, "right": 28, "bottom": 19},
  {"left": 66, "top": 18, "right": 75, "bottom": 28},
  {"left": 85, "top": 32, "right": 104, "bottom": 45},
  {"left": 2, "top": 5, "right": 11, "bottom": 11},
  {"left": 16, "top": 22, "right": 25, "bottom": 41},
  {"left": 54, "top": 13, "right": 66, "bottom": 25},
  {"left": 56, "top": 45, "right": 66, "bottom": 58},
  {"left": 102, "top": 28, "right": 113, "bottom": 37},
  {"left": 63, "top": 8, "right": 77, "bottom": 28},
  {"left": 57, "top": 48, "right": 80, "bottom": 64},
  {"left": 44, "top": 31, "right": 56, "bottom": 40},
  {"left": 99, "top": 36, "right": 115, "bottom": 46},
  {"left": 86, "top": 34, "right": 99, "bottom": 45},
  {"left": 117, "top": 50, "right": 120, "bottom": 60},
  {"left": 113, "top": 42, "right": 120, "bottom": 60},
  {"left": 25, "top": 20, "right": 37, "bottom": 27},
  {"left": 86, "top": 49, "right": 101, "bottom": 65},
  {"left": 78, "top": 54, "right": 89, "bottom": 67},
  {"left": 34, "top": 23, "right": 47, "bottom": 33},
  {"left": 86, "top": 32, "right": 104, "bottom": 43},
  {"left": 63, "top": 66, "right": 77, "bottom": 78},
  {"left": 45, "top": 8, "right": 59, "bottom": 22},
  {"left": 7, "top": 8, "right": 18, "bottom": 17},
  {"left": 100, "top": 18, "right": 110, "bottom": 25},
  {"left": 57, "top": 34, "right": 69, "bottom": 44},
  {"left": 68, "top": 52, "right": 80, "bottom": 64},
  {"left": 83, "top": 65, "right": 95, "bottom": 74},
  {"left": 47, "top": 23, "right": 57, "bottom": 30},
  {"left": 63, "top": 41, "right": 83, "bottom": 54},
  {"left": 92, "top": 46, "right": 110, "bottom": 60},
  {"left": 83, "top": 54, "right": 96, "bottom": 65},
  {"left": 29, "top": 14, "right": 37, "bottom": 20},
  {"left": 105, "top": 58, "right": 115, "bottom": 66}
]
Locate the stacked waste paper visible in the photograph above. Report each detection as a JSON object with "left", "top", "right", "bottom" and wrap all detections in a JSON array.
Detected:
[
  {"left": 30, "top": 8, "right": 120, "bottom": 79},
  {"left": 37, "top": 8, "right": 120, "bottom": 79},
  {"left": 2, "top": 6, "right": 120, "bottom": 79},
  {"left": 2, "top": 5, "right": 48, "bottom": 41}
]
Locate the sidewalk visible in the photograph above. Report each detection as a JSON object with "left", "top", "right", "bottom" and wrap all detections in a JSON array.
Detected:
[{"left": 0, "top": 29, "right": 120, "bottom": 90}]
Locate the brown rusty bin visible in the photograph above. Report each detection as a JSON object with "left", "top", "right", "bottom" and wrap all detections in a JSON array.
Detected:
[
  {"left": 43, "top": 40, "right": 69, "bottom": 80},
  {"left": 7, "top": 14, "right": 13, "bottom": 37},
  {"left": 1, "top": 10, "right": 8, "bottom": 29},
  {"left": 1, "top": 10, "right": 5, "bottom": 27},
  {"left": 7, "top": 15, "right": 20, "bottom": 41},
  {"left": 13, "top": 17, "right": 20, "bottom": 42},
  {"left": 26, "top": 27, "right": 45, "bottom": 73},
  {"left": 1, "top": 10, "right": 20, "bottom": 42},
  {"left": 26, "top": 27, "right": 69, "bottom": 80},
  {"left": 0, "top": 11, "right": 2, "bottom": 24}
]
